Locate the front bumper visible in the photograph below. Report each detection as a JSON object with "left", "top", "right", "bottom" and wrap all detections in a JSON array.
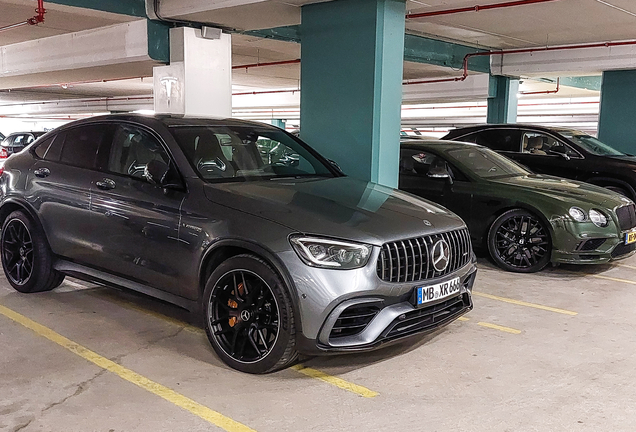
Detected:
[
  {"left": 283, "top": 246, "right": 477, "bottom": 355},
  {"left": 550, "top": 217, "right": 636, "bottom": 264}
]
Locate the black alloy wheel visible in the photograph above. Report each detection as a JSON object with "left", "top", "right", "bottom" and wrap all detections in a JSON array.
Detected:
[
  {"left": 1, "top": 211, "right": 65, "bottom": 293},
  {"left": 204, "top": 255, "right": 297, "bottom": 373},
  {"left": 488, "top": 209, "right": 551, "bottom": 273},
  {"left": 2, "top": 219, "right": 33, "bottom": 286}
]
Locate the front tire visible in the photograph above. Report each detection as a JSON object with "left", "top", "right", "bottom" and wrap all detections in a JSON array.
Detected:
[
  {"left": 487, "top": 209, "right": 552, "bottom": 273},
  {"left": 203, "top": 254, "right": 297, "bottom": 373},
  {"left": 1, "top": 211, "right": 65, "bottom": 293}
]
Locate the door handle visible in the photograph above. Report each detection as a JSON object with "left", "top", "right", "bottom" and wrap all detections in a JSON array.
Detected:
[
  {"left": 33, "top": 167, "right": 50, "bottom": 178},
  {"left": 96, "top": 178, "right": 116, "bottom": 190}
]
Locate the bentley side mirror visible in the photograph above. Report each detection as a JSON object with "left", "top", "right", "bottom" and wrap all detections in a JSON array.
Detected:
[{"left": 427, "top": 166, "right": 453, "bottom": 184}]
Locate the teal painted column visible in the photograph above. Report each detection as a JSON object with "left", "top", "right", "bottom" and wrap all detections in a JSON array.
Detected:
[
  {"left": 300, "top": 0, "right": 406, "bottom": 188},
  {"left": 487, "top": 75, "right": 519, "bottom": 124},
  {"left": 598, "top": 70, "right": 636, "bottom": 153}
]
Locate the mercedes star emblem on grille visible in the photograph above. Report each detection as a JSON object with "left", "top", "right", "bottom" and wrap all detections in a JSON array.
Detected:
[{"left": 431, "top": 239, "right": 451, "bottom": 272}]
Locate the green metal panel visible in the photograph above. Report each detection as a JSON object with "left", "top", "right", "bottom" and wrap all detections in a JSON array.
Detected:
[
  {"left": 47, "top": 0, "right": 147, "bottom": 17},
  {"left": 147, "top": 20, "right": 170, "bottom": 63},
  {"left": 487, "top": 75, "right": 518, "bottom": 124},
  {"left": 271, "top": 119, "right": 286, "bottom": 129},
  {"left": 403, "top": 34, "right": 490, "bottom": 73},
  {"left": 242, "top": 26, "right": 301, "bottom": 43},
  {"left": 300, "top": 0, "right": 406, "bottom": 188},
  {"left": 598, "top": 70, "right": 636, "bottom": 153},
  {"left": 243, "top": 25, "right": 489, "bottom": 73},
  {"left": 558, "top": 76, "right": 602, "bottom": 92}
]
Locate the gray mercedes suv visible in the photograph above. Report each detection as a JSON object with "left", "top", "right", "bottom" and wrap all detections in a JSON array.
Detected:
[{"left": 0, "top": 114, "right": 476, "bottom": 373}]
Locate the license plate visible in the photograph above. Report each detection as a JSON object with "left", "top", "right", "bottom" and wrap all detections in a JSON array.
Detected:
[
  {"left": 626, "top": 230, "right": 636, "bottom": 245},
  {"left": 417, "top": 277, "right": 461, "bottom": 306}
]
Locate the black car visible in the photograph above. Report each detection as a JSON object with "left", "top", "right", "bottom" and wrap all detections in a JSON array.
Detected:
[
  {"left": 1, "top": 132, "right": 46, "bottom": 160},
  {"left": 0, "top": 114, "right": 476, "bottom": 373},
  {"left": 443, "top": 124, "right": 636, "bottom": 200}
]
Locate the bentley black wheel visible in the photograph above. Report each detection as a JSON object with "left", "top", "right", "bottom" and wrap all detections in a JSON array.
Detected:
[
  {"left": 203, "top": 254, "right": 297, "bottom": 373},
  {"left": 1, "top": 211, "right": 64, "bottom": 293},
  {"left": 488, "top": 209, "right": 551, "bottom": 273}
]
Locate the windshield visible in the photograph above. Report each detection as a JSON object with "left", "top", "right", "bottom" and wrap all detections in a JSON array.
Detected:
[
  {"left": 446, "top": 146, "right": 531, "bottom": 179},
  {"left": 169, "top": 125, "right": 334, "bottom": 182},
  {"left": 559, "top": 130, "right": 625, "bottom": 156}
]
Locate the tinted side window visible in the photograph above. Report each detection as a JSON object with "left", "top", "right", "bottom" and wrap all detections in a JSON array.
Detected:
[
  {"left": 399, "top": 149, "right": 469, "bottom": 182},
  {"left": 33, "top": 135, "right": 55, "bottom": 159},
  {"left": 107, "top": 125, "right": 170, "bottom": 179},
  {"left": 59, "top": 125, "right": 109, "bottom": 169},
  {"left": 461, "top": 129, "right": 522, "bottom": 152}
]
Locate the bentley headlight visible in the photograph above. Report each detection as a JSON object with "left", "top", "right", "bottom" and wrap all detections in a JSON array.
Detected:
[
  {"left": 290, "top": 236, "right": 372, "bottom": 269},
  {"left": 589, "top": 209, "right": 608, "bottom": 227},
  {"left": 569, "top": 207, "right": 586, "bottom": 222}
]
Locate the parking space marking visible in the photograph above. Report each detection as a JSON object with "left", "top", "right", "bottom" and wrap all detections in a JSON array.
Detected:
[
  {"left": 590, "top": 273, "right": 636, "bottom": 286},
  {"left": 0, "top": 303, "right": 257, "bottom": 432},
  {"left": 615, "top": 263, "right": 636, "bottom": 271},
  {"left": 86, "top": 291, "right": 205, "bottom": 335},
  {"left": 457, "top": 317, "right": 469, "bottom": 321},
  {"left": 476, "top": 322, "right": 522, "bottom": 334},
  {"left": 472, "top": 291, "right": 578, "bottom": 316},
  {"left": 291, "top": 364, "right": 379, "bottom": 398},
  {"left": 85, "top": 290, "right": 381, "bottom": 400}
]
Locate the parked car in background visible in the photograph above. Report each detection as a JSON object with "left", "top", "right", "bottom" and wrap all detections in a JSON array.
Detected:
[
  {"left": 443, "top": 124, "right": 636, "bottom": 201},
  {"left": 399, "top": 139, "right": 636, "bottom": 273},
  {"left": 0, "top": 115, "right": 476, "bottom": 373},
  {"left": 1, "top": 132, "right": 45, "bottom": 164},
  {"left": 0, "top": 132, "right": 5, "bottom": 141}
]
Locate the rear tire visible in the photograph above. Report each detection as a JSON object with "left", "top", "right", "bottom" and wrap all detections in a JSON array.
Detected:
[
  {"left": 1, "top": 211, "right": 64, "bottom": 293},
  {"left": 203, "top": 254, "right": 297, "bottom": 373},
  {"left": 487, "top": 209, "right": 552, "bottom": 273}
]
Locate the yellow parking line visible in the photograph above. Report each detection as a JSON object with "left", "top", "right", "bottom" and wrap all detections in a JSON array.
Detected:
[
  {"left": 614, "top": 263, "right": 636, "bottom": 271},
  {"left": 87, "top": 291, "right": 379, "bottom": 399},
  {"left": 291, "top": 364, "right": 379, "bottom": 398},
  {"left": 457, "top": 317, "right": 469, "bottom": 322},
  {"left": 0, "top": 304, "right": 256, "bottom": 432},
  {"left": 86, "top": 292, "right": 204, "bottom": 335},
  {"left": 472, "top": 291, "right": 578, "bottom": 316},
  {"left": 477, "top": 322, "right": 522, "bottom": 334},
  {"left": 590, "top": 273, "right": 636, "bottom": 286}
]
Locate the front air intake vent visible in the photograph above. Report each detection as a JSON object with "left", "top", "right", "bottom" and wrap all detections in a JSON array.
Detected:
[{"left": 329, "top": 305, "right": 380, "bottom": 339}]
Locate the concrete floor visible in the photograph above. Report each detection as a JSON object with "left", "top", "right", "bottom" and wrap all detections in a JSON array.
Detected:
[{"left": 2, "top": 256, "right": 636, "bottom": 432}]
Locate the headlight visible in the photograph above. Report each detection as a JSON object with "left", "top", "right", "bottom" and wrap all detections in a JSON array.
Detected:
[
  {"left": 569, "top": 207, "right": 586, "bottom": 222},
  {"left": 290, "top": 236, "right": 372, "bottom": 269},
  {"left": 589, "top": 209, "right": 608, "bottom": 227}
]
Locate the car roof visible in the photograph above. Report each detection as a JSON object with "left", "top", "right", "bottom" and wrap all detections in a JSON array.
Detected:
[
  {"left": 62, "top": 113, "right": 281, "bottom": 131},
  {"left": 400, "top": 138, "right": 481, "bottom": 150},
  {"left": 445, "top": 123, "right": 574, "bottom": 136}
]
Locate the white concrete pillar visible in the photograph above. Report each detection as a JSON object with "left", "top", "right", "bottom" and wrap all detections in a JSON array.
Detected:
[{"left": 154, "top": 27, "right": 232, "bottom": 118}]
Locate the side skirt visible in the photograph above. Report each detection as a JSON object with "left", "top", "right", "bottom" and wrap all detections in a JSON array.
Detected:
[{"left": 53, "top": 259, "right": 198, "bottom": 312}]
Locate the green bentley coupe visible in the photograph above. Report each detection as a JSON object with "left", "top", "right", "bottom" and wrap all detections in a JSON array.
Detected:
[{"left": 399, "top": 139, "right": 636, "bottom": 272}]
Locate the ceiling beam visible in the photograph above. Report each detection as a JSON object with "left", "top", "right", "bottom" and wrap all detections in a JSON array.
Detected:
[{"left": 46, "top": 0, "right": 147, "bottom": 17}]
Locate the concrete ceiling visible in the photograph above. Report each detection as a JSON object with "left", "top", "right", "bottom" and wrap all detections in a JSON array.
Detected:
[{"left": 1, "top": 0, "right": 632, "bottom": 114}]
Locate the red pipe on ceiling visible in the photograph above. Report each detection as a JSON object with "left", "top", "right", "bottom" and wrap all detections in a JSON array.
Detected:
[
  {"left": 233, "top": 59, "right": 301, "bottom": 70},
  {"left": 0, "top": 0, "right": 46, "bottom": 33},
  {"left": 519, "top": 77, "right": 560, "bottom": 95},
  {"left": 406, "top": 0, "right": 561, "bottom": 19},
  {"left": 407, "top": 39, "right": 636, "bottom": 85}
]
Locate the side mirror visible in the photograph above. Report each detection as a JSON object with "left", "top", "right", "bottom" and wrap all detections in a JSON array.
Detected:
[
  {"left": 427, "top": 165, "right": 453, "bottom": 184},
  {"left": 144, "top": 159, "right": 170, "bottom": 185}
]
